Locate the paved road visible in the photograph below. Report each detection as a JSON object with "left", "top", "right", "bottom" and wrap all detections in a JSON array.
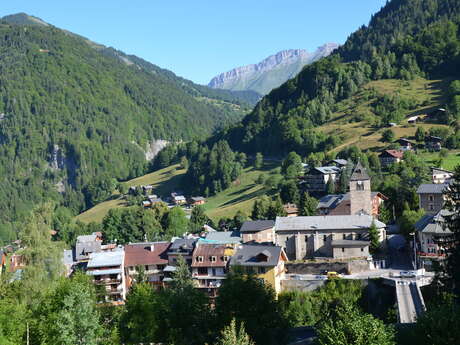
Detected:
[{"left": 396, "top": 281, "right": 418, "bottom": 323}]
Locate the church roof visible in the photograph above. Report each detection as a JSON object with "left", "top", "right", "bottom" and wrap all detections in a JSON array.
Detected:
[{"left": 350, "top": 161, "right": 370, "bottom": 181}]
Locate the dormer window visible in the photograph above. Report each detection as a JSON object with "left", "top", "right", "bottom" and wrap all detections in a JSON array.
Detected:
[
  {"left": 223, "top": 256, "right": 229, "bottom": 262},
  {"left": 197, "top": 256, "right": 204, "bottom": 263},
  {"left": 210, "top": 256, "right": 217, "bottom": 262}
]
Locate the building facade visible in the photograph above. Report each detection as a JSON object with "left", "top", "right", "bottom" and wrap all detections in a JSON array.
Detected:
[
  {"left": 191, "top": 244, "right": 231, "bottom": 298},
  {"left": 240, "top": 220, "right": 276, "bottom": 244},
  {"left": 86, "top": 249, "right": 126, "bottom": 304},
  {"left": 230, "top": 244, "right": 287, "bottom": 295},
  {"left": 416, "top": 183, "right": 447, "bottom": 215},
  {"left": 275, "top": 215, "right": 386, "bottom": 260},
  {"left": 379, "top": 150, "right": 404, "bottom": 167},
  {"left": 124, "top": 242, "right": 170, "bottom": 289},
  {"left": 305, "top": 166, "right": 341, "bottom": 192}
]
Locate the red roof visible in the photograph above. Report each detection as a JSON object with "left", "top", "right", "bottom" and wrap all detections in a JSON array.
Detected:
[
  {"left": 124, "top": 242, "right": 170, "bottom": 267},
  {"left": 380, "top": 150, "right": 404, "bottom": 159},
  {"left": 191, "top": 244, "right": 227, "bottom": 268}
]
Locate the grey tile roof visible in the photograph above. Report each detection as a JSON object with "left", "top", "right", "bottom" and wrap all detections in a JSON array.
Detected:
[
  {"left": 317, "top": 194, "right": 345, "bottom": 209},
  {"left": 275, "top": 215, "right": 385, "bottom": 231},
  {"left": 416, "top": 183, "right": 448, "bottom": 194},
  {"left": 87, "top": 250, "right": 124, "bottom": 268},
  {"left": 63, "top": 249, "right": 74, "bottom": 265},
  {"left": 415, "top": 209, "right": 453, "bottom": 234},
  {"left": 314, "top": 166, "right": 341, "bottom": 175},
  {"left": 230, "top": 244, "right": 283, "bottom": 267},
  {"left": 77, "top": 234, "right": 98, "bottom": 243},
  {"left": 350, "top": 161, "right": 370, "bottom": 181},
  {"left": 332, "top": 159, "right": 348, "bottom": 166},
  {"left": 169, "top": 238, "right": 197, "bottom": 253},
  {"left": 240, "top": 220, "right": 275, "bottom": 232},
  {"left": 331, "top": 240, "right": 370, "bottom": 247},
  {"left": 204, "top": 231, "right": 242, "bottom": 244}
]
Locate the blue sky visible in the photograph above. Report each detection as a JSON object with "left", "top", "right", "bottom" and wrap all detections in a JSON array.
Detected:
[{"left": 2, "top": 1, "right": 387, "bottom": 84}]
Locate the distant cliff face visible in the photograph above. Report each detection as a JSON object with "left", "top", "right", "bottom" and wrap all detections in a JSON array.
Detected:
[{"left": 208, "top": 43, "right": 339, "bottom": 95}]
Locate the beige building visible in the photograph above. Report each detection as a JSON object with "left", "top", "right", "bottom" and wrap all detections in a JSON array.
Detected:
[
  {"left": 349, "top": 161, "right": 372, "bottom": 215},
  {"left": 240, "top": 220, "right": 275, "bottom": 244},
  {"left": 416, "top": 183, "right": 447, "bottom": 215},
  {"left": 431, "top": 168, "right": 453, "bottom": 184},
  {"left": 275, "top": 215, "right": 386, "bottom": 260}
]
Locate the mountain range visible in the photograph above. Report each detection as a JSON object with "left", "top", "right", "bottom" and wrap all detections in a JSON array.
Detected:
[{"left": 208, "top": 43, "right": 338, "bottom": 95}]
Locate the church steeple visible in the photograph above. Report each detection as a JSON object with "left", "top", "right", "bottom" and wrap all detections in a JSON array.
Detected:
[{"left": 349, "top": 161, "right": 372, "bottom": 215}]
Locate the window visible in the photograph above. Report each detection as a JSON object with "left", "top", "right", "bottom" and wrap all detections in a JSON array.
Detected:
[
  {"left": 357, "top": 181, "right": 364, "bottom": 191},
  {"left": 258, "top": 267, "right": 266, "bottom": 274},
  {"left": 145, "top": 265, "right": 149, "bottom": 271},
  {"left": 357, "top": 233, "right": 362, "bottom": 240},
  {"left": 429, "top": 195, "right": 434, "bottom": 201},
  {"left": 342, "top": 248, "right": 345, "bottom": 253},
  {"left": 323, "top": 235, "right": 327, "bottom": 242},
  {"left": 343, "top": 234, "right": 346, "bottom": 240},
  {"left": 198, "top": 267, "right": 207, "bottom": 275},
  {"left": 223, "top": 256, "right": 229, "bottom": 262},
  {"left": 197, "top": 256, "right": 204, "bottom": 263},
  {"left": 211, "top": 256, "right": 217, "bottom": 262},
  {"left": 429, "top": 203, "right": 434, "bottom": 211},
  {"left": 361, "top": 248, "right": 364, "bottom": 252}
]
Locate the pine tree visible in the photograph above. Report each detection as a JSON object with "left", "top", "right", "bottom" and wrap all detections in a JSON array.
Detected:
[
  {"left": 368, "top": 220, "right": 380, "bottom": 254},
  {"left": 299, "top": 192, "right": 318, "bottom": 216},
  {"left": 216, "top": 319, "right": 255, "bottom": 345},
  {"left": 254, "top": 153, "right": 263, "bottom": 169}
]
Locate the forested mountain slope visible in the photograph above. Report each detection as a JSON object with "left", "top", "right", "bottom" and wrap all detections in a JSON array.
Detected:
[
  {"left": 216, "top": 0, "right": 460, "bottom": 155},
  {"left": 0, "top": 14, "right": 253, "bottom": 234}
]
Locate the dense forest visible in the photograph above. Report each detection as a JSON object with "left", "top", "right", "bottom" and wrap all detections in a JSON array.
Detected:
[
  {"left": 0, "top": 15, "right": 253, "bottom": 238},
  {"left": 215, "top": 0, "right": 460, "bottom": 155}
]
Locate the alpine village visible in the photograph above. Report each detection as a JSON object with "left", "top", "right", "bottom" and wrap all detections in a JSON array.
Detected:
[{"left": 2, "top": 1, "right": 460, "bottom": 344}]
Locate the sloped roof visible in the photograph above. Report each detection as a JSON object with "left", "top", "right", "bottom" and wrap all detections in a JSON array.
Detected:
[
  {"left": 191, "top": 244, "right": 227, "bottom": 267},
  {"left": 204, "top": 231, "right": 242, "bottom": 244},
  {"left": 350, "top": 161, "right": 369, "bottom": 181},
  {"left": 416, "top": 183, "right": 448, "bottom": 194},
  {"left": 379, "top": 150, "right": 404, "bottom": 159},
  {"left": 87, "top": 250, "right": 124, "bottom": 268},
  {"left": 240, "top": 220, "right": 275, "bottom": 232},
  {"left": 415, "top": 210, "right": 453, "bottom": 235},
  {"left": 314, "top": 166, "right": 341, "bottom": 175},
  {"left": 230, "top": 244, "right": 284, "bottom": 267},
  {"left": 275, "top": 215, "right": 385, "bottom": 231},
  {"left": 168, "top": 238, "right": 197, "bottom": 253},
  {"left": 124, "top": 242, "right": 170, "bottom": 267}
]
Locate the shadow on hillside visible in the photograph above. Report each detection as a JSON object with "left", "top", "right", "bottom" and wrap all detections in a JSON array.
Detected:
[
  {"left": 226, "top": 184, "right": 257, "bottom": 197},
  {"left": 155, "top": 173, "right": 185, "bottom": 195},
  {"left": 220, "top": 187, "right": 274, "bottom": 207}
]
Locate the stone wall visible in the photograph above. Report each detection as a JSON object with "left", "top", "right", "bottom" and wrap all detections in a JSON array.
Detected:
[{"left": 286, "top": 259, "right": 370, "bottom": 275}]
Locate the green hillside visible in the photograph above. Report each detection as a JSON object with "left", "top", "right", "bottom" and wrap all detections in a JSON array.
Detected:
[
  {"left": 216, "top": 0, "right": 460, "bottom": 156},
  {"left": 0, "top": 15, "right": 253, "bottom": 233},
  {"left": 77, "top": 161, "right": 279, "bottom": 224}
]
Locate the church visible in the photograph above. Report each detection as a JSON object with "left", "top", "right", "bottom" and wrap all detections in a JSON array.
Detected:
[{"left": 316, "top": 162, "right": 387, "bottom": 216}]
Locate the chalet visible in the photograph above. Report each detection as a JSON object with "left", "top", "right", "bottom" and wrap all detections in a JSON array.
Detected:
[
  {"left": 396, "top": 138, "right": 415, "bottom": 151},
  {"left": 379, "top": 150, "right": 404, "bottom": 166},
  {"left": 275, "top": 215, "right": 386, "bottom": 261},
  {"left": 191, "top": 243, "right": 231, "bottom": 298},
  {"left": 230, "top": 244, "right": 287, "bottom": 295},
  {"left": 416, "top": 210, "right": 453, "bottom": 269},
  {"left": 283, "top": 203, "right": 299, "bottom": 217},
  {"left": 432, "top": 167, "right": 454, "bottom": 184},
  {"left": 425, "top": 136, "right": 442, "bottom": 151},
  {"left": 124, "top": 242, "right": 170, "bottom": 289},
  {"left": 173, "top": 195, "right": 187, "bottom": 205},
  {"left": 190, "top": 196, "right": 206, "bottom": 206},
  {"left": 86, "top": 249, "right": 126, "bottom": 304},
  {"left": 305, "top": 166, "right": 341, "bottom": 192},
  {"left": 75, "top": 233, "right": 103, "bottom": 262},
  {"left": 240, "top": 220, "right": 275, "bottom": 244},
  {"left": 142, "top": 185, "right": 154, "bottom": 195},
  {"left": 416, "top": 183, "right": 448, "bottom": 215}
]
